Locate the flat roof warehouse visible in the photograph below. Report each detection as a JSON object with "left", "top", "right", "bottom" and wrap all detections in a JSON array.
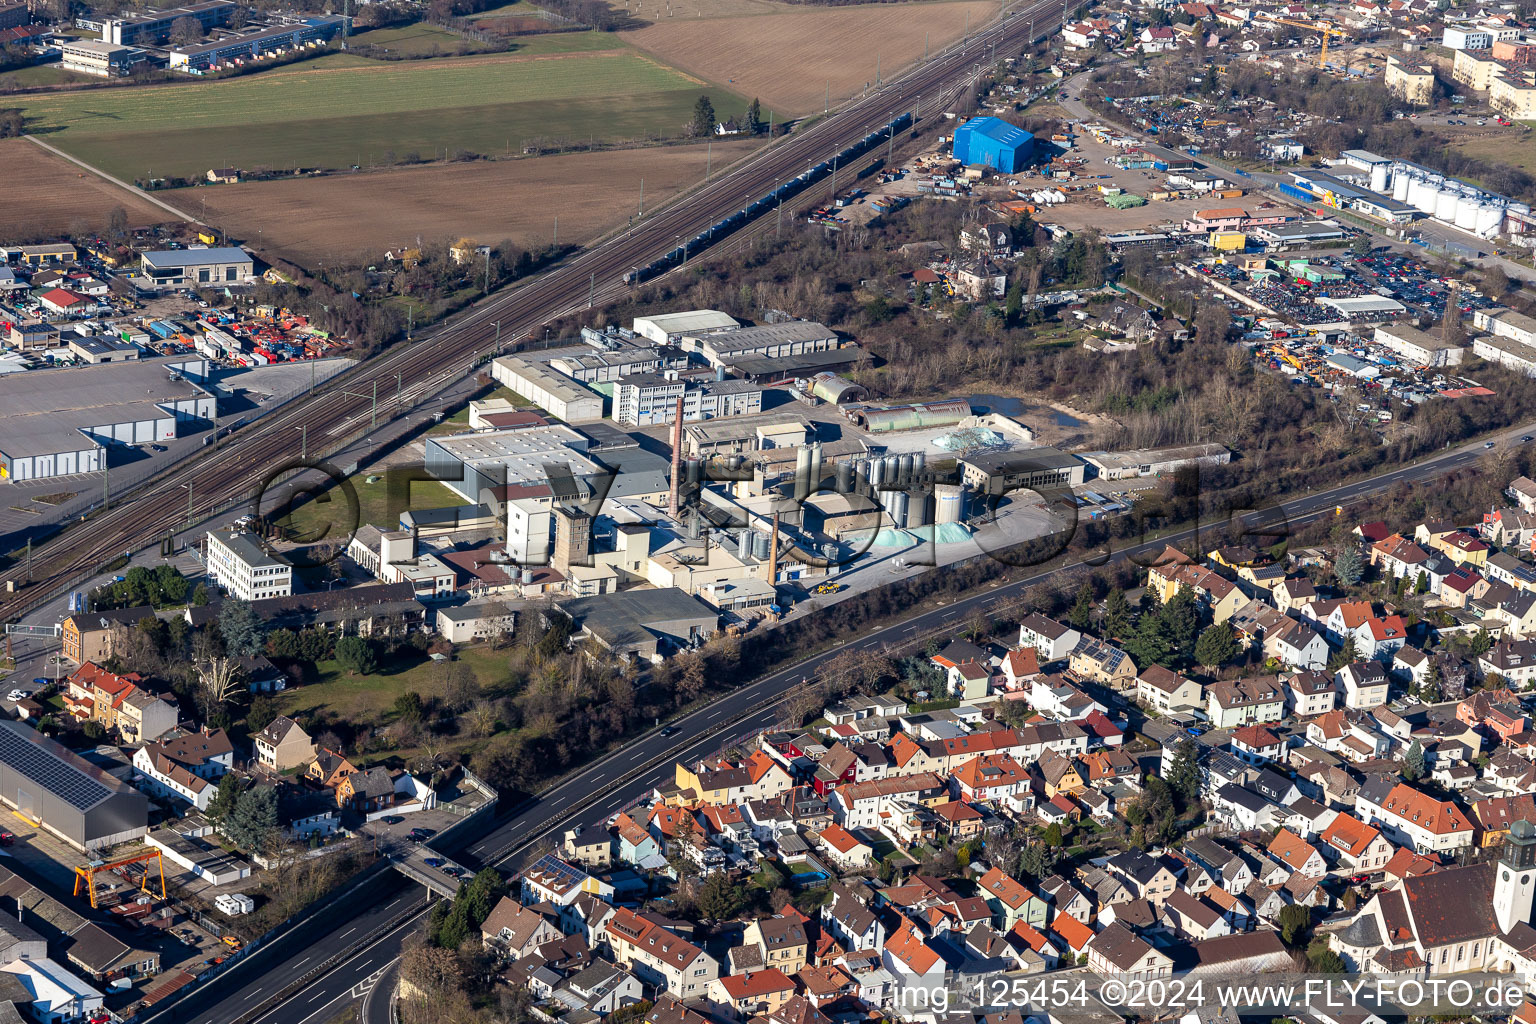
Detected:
[{"left": 0, "top": 358, "right": 216, "bottom": 467}]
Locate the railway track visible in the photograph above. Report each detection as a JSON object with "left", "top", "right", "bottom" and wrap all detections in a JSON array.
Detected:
[{"left": 0, "top": 0, "right": 1065, "bottom": 624}]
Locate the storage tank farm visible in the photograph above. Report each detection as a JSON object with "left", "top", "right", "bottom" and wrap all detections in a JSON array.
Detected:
[{"left": 1385, "top": 160, "right": 1510, "bottom": 239}]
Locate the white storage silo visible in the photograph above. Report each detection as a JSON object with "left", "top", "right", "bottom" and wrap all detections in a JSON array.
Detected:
[
  {"left": 1477, "top": 203, "right": 1505, "bottom": 237},
  {"left": 934, "top": 484, "right": 964, "bottom": 524},
  {"left": 1409, "top": 178, "right": 1437, "bottom": 213},
  {"left": 1393, "top": 171, "right": 1413, "bottom": 203},
  {"left": 1455, "top": 195, "right": 1480, "bottom": 230},
  {"left": 1436, "top": 189, "right": 1461, "bottom": 222},
  {"left": 1370, "top": 163, "right": 1390, "bottom": 195}
]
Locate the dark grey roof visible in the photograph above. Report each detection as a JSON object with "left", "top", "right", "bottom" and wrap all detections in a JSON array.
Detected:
[{"left": 0, "top": 720, "right": 131, "bottom": 812}]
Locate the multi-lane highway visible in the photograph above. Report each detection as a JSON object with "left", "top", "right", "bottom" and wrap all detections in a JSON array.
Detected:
[
  {"left": 170, "top": 418, "right": 1534, "bottom": 1024},
  {"left": 0, "top": 0, "right": 1066, "bottom": 625}
]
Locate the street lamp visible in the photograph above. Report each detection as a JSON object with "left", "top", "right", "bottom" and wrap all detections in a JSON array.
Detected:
[
  {"left": 183, "top": 482, "right": 193, "bottom": 529},
  {"left": 295, "top": 425, "right": 307, "bottom": 460}
]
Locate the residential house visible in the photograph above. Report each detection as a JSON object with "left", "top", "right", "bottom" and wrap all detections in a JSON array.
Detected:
[
  {"left": 978, "top": 866, "right": 1049, "bottom": 930},
  {"left": 1338, "top": 662, "right": 1390, "bottom": 710},
  {"left": 1267, "top": 828, "right": 1328, "bottom": 876},
  {"left": 481, "top": 896, "right": 561, "bottom": 955},
  {"left": 1163, "top": 890, "right": 1232, "bottom": 941},
  {"left": 1017, "top": 614, "right": 1081, "bottom": 663},
  {"left": 604, "top": 907, "right": 719, "bottom": 999},
  {"left": 1207, "top": 678, "right": 1285, "bottom": 728},
  {"left": 1086, "top": 921, "right": 1173, "bottom": 977},
  {"left": 130, "top": 727, "right": 232, "bottom": 810},
  {"left": 1356, "top": 781, "right": 1475, "bottom": 854},
  {"left": 1286, "top": 670, "right": 1338, "bottom": 717},
  {"left": 1068, "top": 636, "right": 1136, "bottom": 689},
  {"left": 1137, "top": 665, "right": 1203, "bottom": 714},
  {"left": 817, "top": 825, "right": 873, "bottom": 872},
  {"left": 1149, "top": 562, "right": 1245, "bottom": 624},
  {"left": 254, "top": 716, "right": 315, "bottom": 771}
]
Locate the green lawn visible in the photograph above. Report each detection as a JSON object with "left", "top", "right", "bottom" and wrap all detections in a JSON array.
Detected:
[
  {"left": 426, "top": 386, "right": 537, "bottom": 436},
  {"left": 274, "top": 468, "right": 466, "bottom": 539},
  {"left": 18, "top": 49, "right": 737, "bottom": 180},
  {"left": 0, "top": 65, "right": 97, "bottom": 89},
  {"left": 347, "top": 23, "right": 484, "bottom": 57},
  {"left": 280, "top": 643, "right": 513, "bottom": 725}
]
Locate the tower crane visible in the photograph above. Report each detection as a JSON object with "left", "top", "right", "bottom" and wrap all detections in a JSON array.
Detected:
[{"left": 1272, "top": 18, "right": 1348, "bottom": 69}]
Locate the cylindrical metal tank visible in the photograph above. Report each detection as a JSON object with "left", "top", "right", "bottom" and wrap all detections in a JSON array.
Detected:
[
  {"left": 907, "top": 489, "right": 930, "bottom": 529},
  {"left": 1477, "top": 203, "right": 1505, "bottom": 237},
  {"left": 753, "top": 533, "right": 771, "bottom": 559},
  {"left": 835, "top": 461, "right": 854, "bottom": 494},
  {"left": 809, "top": 441, "right": 824, "bottom": 491},
  {"left": 898, "top": 454, "right": 914, "bottom": 485},
  {"left": 521, "top": 568, "right": 535, "bottom": 584},
  {"left": 869, "top": 457, "right": 885, "bottom": 489},
  {"left": 913, "top": 452, "right": 926, "bottom": 482},
  {"left": 1455, "top": 196, "right": 1480, "bottom": 230},
  {"left": 1409, "top": 178, "right": 1436, "bottom": 213},
  {"left": 934, "top": 484, "right": 965, "bottom": 524},
  {"left": 1370, "top": 163, "right": 1390, "bottom": 195},
  {"left": 1392, "top": 172, "right": 1412, "bottom": 203},
  {"left": 889, "top": 490, "right": 909, "bottom": 528},
  {"left": 1436, "top": 190, "right": 1460, "bottom": 222},
  {"left": 737, "top": 530, "right": 753, "bottom": 559},
  {"left": 794, "top": 446, "right": 812, "bottom": 500}
]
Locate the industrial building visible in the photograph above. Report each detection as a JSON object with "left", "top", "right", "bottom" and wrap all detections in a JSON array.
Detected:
[
  {"left": 57, "top": 39, "right": 142, "bottom": 77},
  {"left": 92, "top": 0, "right": 233, "bottom": 43},
  {"left": 167, "top": 16, "right": 347, "bottom": 70},
  {"left": 632, "top": 310, "right": 739, "bottom": 345},
  {"left": 0, "top": 720, "right": 148, "bottom": 851},
  {"left": 611, "top": 374, "right": 763, "bottom": 426},
  {"left": 957, "top": 447, "right": 1087, "bottom": 493},
  {"left": 204, "top": 529, "right": 293, "bottom": 601},
  {"left": 552, "top": 588, "right": 719, "bottom": 661},
  {"left": 1080, "top": 444, "right": 1231, "bottom": 481},
  {"left": 1372, "top": 324, "right": 1466, "bottom": 366},
  {"left": 951, "top": 117, "right": 1035, "bottom": 174},
  {"left": 490, "top": 356, "right": 603, "bottom": 423},
  {"left": 684, "top": 321, "right": 841, "bottom": 369},
  {"left": 138, "top": 247, "right": 253, "bottom": 288},
  {"left": 0, "top": 358, "right": 216, "bottom": 482}
]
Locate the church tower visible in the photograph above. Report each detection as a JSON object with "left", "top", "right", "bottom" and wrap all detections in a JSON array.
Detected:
[{"left": 1495, "top": 819, "right": 1536, "bottom": 933}]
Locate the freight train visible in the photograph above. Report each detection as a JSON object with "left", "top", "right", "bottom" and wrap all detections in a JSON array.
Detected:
[{"left": 622, "top": 112, "right": 914, "bottom": 286}]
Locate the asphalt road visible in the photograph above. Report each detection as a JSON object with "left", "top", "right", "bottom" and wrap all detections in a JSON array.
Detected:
[{"left": 177, "top": 418, "right": 1535, "bottom": 1024}]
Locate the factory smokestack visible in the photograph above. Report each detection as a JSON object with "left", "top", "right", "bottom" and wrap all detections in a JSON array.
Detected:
[{"left": 669, "top": 395, "right": 684, "bottom": 517}]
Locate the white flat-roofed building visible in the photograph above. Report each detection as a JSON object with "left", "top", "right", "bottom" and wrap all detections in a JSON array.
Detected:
[
  {"left": 100, "top": 0, "right": 233, "bottom": 44},
  {"left": 58, "top": 39, "right": 140, "bottom": 77},
  {"left": 140, "top": 246, "right": 253, "bottom": 287},
  {"left": 489, "top": 356, "right": 603, "bottom": 423},
  {"left": 1372, "top": 323, "right": 1465, "bottom": 366},
  {"left": 205, "top": 529, "right": 292, "bottom": 601},
  {"left": 631, "top": 310, "right": 739, "bottom": 345},
  {"left": 167, "top": 15, "right": 346, "bottom": 70},
  {"left": 611, "top": 374, "right": 763, "bottom": 426},
  {"left": 1473, "top": 333, "right": 1536, "bottom": 374},
  {"left": 687, "top": 321, "right": 840, "bottom": 369},
  {"left": 0, "top": 357, "right": 215, "bottom": 482},
  {"left": 1475, "top": 307, "right": 1536, "bottom": 347},
  {"left": 1443, "top": 25, "right": 1493, "bottom": 49}
]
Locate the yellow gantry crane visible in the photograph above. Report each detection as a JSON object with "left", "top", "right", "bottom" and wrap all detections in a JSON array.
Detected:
[
  {"left": 73, "top": 849, "right": 167, "bottom": 909},
  {"left": 1273, "top": 18, "right": 1348, "bottom": 69}
]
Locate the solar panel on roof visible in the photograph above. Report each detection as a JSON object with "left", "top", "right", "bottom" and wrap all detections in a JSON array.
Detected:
[{"left": 0, "top": 723, "right": 113, "bottom": 811}]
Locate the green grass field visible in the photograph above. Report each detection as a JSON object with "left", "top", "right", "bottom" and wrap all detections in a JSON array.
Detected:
[
  {"left": 275, "top": 469, "right": 466, "bottom": 538},
  {"left": 0, "top": 65, "right": 97, "bottom": 89},
  {"left": 280, "top": 644, "right": 513, "bottom": 725},
  {"left": 346, "top": 23, "right": 483, "bottom": 56},
  {"left": 18, "top": 48, "right": 733, "bottom": 180}
]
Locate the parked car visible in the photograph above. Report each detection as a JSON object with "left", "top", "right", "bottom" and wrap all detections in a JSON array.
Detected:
[
  {"left": 424, "top": 857, "right": 444, "bottom": 868},
  {"left": 382, "top": 815, "right": 404, "bottom": 825}
]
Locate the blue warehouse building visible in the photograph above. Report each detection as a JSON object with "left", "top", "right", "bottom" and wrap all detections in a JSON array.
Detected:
[{"left": 952, "top": 117, "right": 1034, "bottom": 174}]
